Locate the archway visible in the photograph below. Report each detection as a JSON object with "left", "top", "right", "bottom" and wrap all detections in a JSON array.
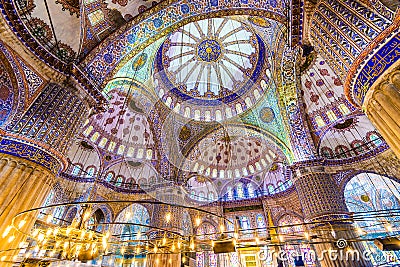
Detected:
[{"left": 344, "top": 172, "right": 400, "bottom": 266}]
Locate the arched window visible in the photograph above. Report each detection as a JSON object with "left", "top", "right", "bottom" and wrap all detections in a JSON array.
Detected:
[
  {"left": 315, "top": 116, "right": 326, "bottom": 128},
  {"left": 367, "top": 131, "right": 383, "bottom": 147},
  {"left": 52, "top": 206, "right": 65, "bottom": 224},
  {"left": 247, "top": 183, "right": 255, "bottom": 198},
  {"left": 326, "top": 110, "right": 337, "bottom": 122},
  {"left": 115, "top": 176, "right": 123, "bottom": 187},
  {"left": 114, "top": 204, "right": 150, "bottom": 242},
  {"left": 321, "top": 147, "right": 333, "bottom": 158},
  {"left": 277, "top": 181, "right": 284, "bottom": 191},
  {"left": 208, "top": 192, "right": 215, "bottom": 201},
  {"left": 105, "top": 172, "right": 114, "bottom": 182},
  {"left": 256, "top": 214, "right": 267, "bottom": 235},
  {"left": 351, "top": 140, "right": 365, "bottom": 155},
  {"left": 240, "top": 216, "right": 251, "bottom": 237},
  {"left": 199, "top": 191, "right": 205, "bottom": 201},
  {"left": 227, "top": 186, "right": 233, "bottom": 200},
  {"left": 345, "top": 173, "right": 400, "bottom": 264},
  {"left": 237, "top": 183, "right": 244, "bottom": 199},
  {"left": 86, "top": 166, "right": 96, "bottom": 177},
  {"left": 126, "top": 178, "right": 134, "bottom": 188},
  {"left": 335, "top": 145, "right": 350, "bottom": 158},
  {"left": 268, "top": 184, "right": 275, "bottom": 194},
  {"left": 339, "top": 103, "right": 351, "bottom": 115},
  {"left": 71, "top": 164, "right": 82, "bottom": 176}
]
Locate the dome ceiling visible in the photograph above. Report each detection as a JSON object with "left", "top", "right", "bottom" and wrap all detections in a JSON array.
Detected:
[
  {"left": 81, "top": 89, "right": 155, "bottom": 159},
  {"left": 181, "top": 126, "right": 286, "bottom": 180},
  {"left": 154, "top": 17, "right": 268, "bottom": 121}
]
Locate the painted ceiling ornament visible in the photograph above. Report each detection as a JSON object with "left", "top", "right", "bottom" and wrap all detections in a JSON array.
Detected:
[
  {"left": 132, "top": 53, "right": 148, "bottom": 71},
  {"left": 55, "top": 0, "right": 80, "bottom": 17},
  {"left": 259, "top": 107, "right": 275, "bottom": 123},
  {"left": 248, "top": 16, "right": 271, "bottom": 28},
  {"left": 155, "top": 17, "right": 268, "bottom": 121}
]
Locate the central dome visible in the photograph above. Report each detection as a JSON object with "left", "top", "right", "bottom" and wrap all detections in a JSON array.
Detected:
[{"left": 154, "top": 17, "right": 267, "bottom": 121}]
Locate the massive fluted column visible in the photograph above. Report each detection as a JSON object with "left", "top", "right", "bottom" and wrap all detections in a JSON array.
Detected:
[
  {"left": 146, "top": 186, "right": 190, "bottom": 267},
  {"left": 0, "top": 82, "right": 92, "bottom": 264},
  {"left": 363, "top": 69, "right": 400, "bottom": 158},
  {"left": 293, "top": 163, "right": 372, "bottom": 267}
]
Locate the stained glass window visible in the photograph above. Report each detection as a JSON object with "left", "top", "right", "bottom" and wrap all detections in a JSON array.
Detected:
[
  {"left": 105, "top": 172, "right": 114, "bottom": 182},
  {"left": 237, "top": 183, "right": 244, "bottom": 199},
  {"left": 247, "top": 183, "right": 255, "bottom": 198},
  {"left": 268, "top": 184, "right": 275, "bottom": 194},
  {"left": 86, "top": 166, "right": 96, "bottom": 177},
  {"left": 339, "top": 103, "right": 351, "bottom": 115},
  {"left": 227, "top": 186, "right": 233, "bottom": 200},
  {"left": 71, "top": 164, "right": 82, "bottom": 176},
  {"left": 115, "top": 176, "right": 123, "bottom": 187},
  {"left": 326, "top": 110, "right": 337, "bottom": 122},
  {"left": 315, "top": 116, "right": 325, "bottom": 127}
]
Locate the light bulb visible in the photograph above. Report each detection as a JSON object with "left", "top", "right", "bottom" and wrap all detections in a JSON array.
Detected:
[
  {"left": 49, "top": 250, "right": 55, "bottom": 257},
  {"left": 46, "top": 228, "right": 53, "bottom": 236},
  {"left": 154, "top": 245, "right": 158, "bottom": 253},
  {"left": 234, "top": 232, "right": 239, "bottom": 239},
  {"left": 46, "top": 215, "right": 53, "bottom": 224},
  {"left": 37, "top": 233, "right": 45, "bottom": 242},
  {"left": 195, "top": 217, "right": 201, "bottom": 226},
  {"left": 2, "top": 225, "right": 12, "bottom": 238},
  {"left": 137, "top": 231, "right": 141, "bottom": 239},
  {"left": 165, "top": 212, "right": 171, "bottom": 223},
  {"left": 171, "top": 243, "right": 176, "bottom": 251},
  {"left": 255, "top": 237, "right": 260, "bottom": 244},
  {"left": 55, "top": 241, "right": 61, "bottom": 248},
  {"left": 386, "top": 224, "right": 393, "bottom": 233},
  {"left": 177, "top": 240, "right": 181, "bottom": 249},
  {"left": 190, "top": 241, "right": 195, "bottom": 250},
  {"left": 66, "top": 227, "right": 72, "bottom": 236},
  {"left": 80, "top": 230, "right": 86, "bottom": 239},
  {"left": 163, "top": 237, "right": 167, "bottom": 245},
  {"left": 121, "top": 247, "right": 125, "bottom": 254},
  {"left": 220, "top": 224, "right": 225, "bottom": 232},
  {"left": 7, "top": 235, "right": 15, "bottom": 243},
  {"left": 304, "top": 232, "right": 310, "bottom": 240},
  {"left": 211, "top": 240, "right": 214, "bottom": 247},
  {"left": 12, "top": 255, "right": 17, "bottom": 261},
  {"left": 83, "top": 211, "right": 91, "bottom": 221},
  {"left": 18, "top": 220, "right": 26, "bottom": 229},
  {"left": 136, "top": 247, "right": 140, "bottom": 254},
  {"left": 233, "top": 239, "right": 237, "bottom": 246},
  {"left": 356, "top": 227, "right": 364, "bottom": 235},
  {"left": 64, "top": 242, "right": 69, "bottom": 249},
  {"left": 88, "top": 231, "right": 94, "bottom": 239},
  {"left": 102, "top": 236, "right": 108, "bottom": 249},
  {"left": 105, "top": 231, "right": 110, "bottom": 238},
  {"left": 53, "top": 228, "right": 59, "bottom": 236},
  {"left": 1, "top": 256, "right": 6, "bottom": 261},
  {"left": 182, "top": 256, "right": 186, "bottom": 263},
  {"left": 31, "top": 228, "right": 39, "bottom": 238}
]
